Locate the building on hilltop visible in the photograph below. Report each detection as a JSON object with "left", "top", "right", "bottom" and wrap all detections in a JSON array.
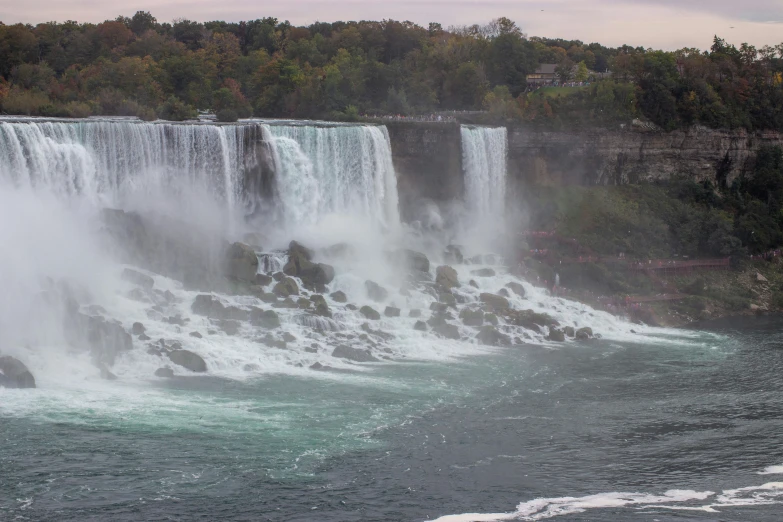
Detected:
[{"left": 526, "top": 64, "right": 558, "bottom": 86}]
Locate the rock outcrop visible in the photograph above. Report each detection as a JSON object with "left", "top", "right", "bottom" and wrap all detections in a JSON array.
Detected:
[
  {"left": 168, "top": 350, "right": 207, "bottom": 372},
  {"left": 0, "top": 356, "right": 36, "bottom": 388}
]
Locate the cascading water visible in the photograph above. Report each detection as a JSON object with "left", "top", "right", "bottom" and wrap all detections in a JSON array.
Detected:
[
  {"left": 460, "top": 125, "right": 508, "bottom": 221},
  {"left": 263, "top": 124, "right": 400, "bottom": 231},
  {"left": 0, "top": 119, "right": 251, "bottom": 215}
]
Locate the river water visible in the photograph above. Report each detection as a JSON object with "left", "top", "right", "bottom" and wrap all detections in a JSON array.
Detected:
[{"left": 2, "top": 316, "right": 781, "bottom": 521}]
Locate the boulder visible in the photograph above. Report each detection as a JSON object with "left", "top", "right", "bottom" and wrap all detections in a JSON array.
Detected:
[
  {"left": 121, "top": 268, "right": 154, "bottom": 289},
  {"left": 506, "top": 282, "right": 526, "bottom": 297},
  {"left": 242, "top": 232, "right": 264, "bottom": 250},
  {"left": 225, "top": 242, "right": 259, "bottom": 283},
  {"left": 480, "top": 293, "right": 510, "bottom": 311},
  {"left": 289, "top": 240, "right": 314, "bottom": 261},
  {"left": 471, "top": 268, "right": 496, "bottom": 277},
  {"left": 392, "top": 249, "right": 430, "bottom": 273},
  {"left": 433, "top": 323, "right": 460, "bottom": 340},
  {"left": 409, "top": 309, "right": 421, "bottom": 318},
  {"left": 311, "top": 294, "right": 332, "bottom": 318},
  {"left": 131, "top": 322, "right": 146, "bottom": 336},
  {"left": 365, "top": 280, "right": 389, "bottom": 302},
  {"left": 436, "top": 265, "right": 460, "bottom": 289},
  {"left": 168, "top": 350, "right": 207, "bottom": 372},
  {"left": 154, "top": 367, "right": 174, "bottom": 378},
  {"left": 460, "top": 309, "right": 485, "bottom": 327},
  {"left": 218, "top": 320, "right": 241, "bottom": 335},
  {"left": 385, "top": 306, "right": 401, "bottom": 317},
  {"left": 575, "top": 327, "right": 593, "bottom": 340},
  {"left": 439, "top": 291, "right": 457, "bottom": 308},
  {"left": 430, "top": 302, "right": 449, "bottom": 313},
  {"left": 255, "top": 273, "right": 273, "bottom": 286},
  {"left": 283, "top": 250, "right": 335, "bottom": 290},
  {"left": 272, "top": 272, "right": 285, "bottom": 281},
  {"left": 192, "top": 294, "right": 225, "bottom": 317},
  {"left": 548, "top": 328, "right": 566, "bottom": 342},
  {"left": 250, "top": 308, "right": 281, "bottom": 329},
  {"left": 469, "top": 280, "right": 479, "bottom": 288},
  {"left": 413, "top": 320, "right": 428, "bottom": 331},
  {"left": 444, "top": 245, "right": 464, "bottom": 264},
  {"left": 476, "top": 325, "right": 511, "bottom": 346},
  {"left": 498, "top": 288, "right": 510, "bottom": 298},
  {"left": 564, "top": 326, "right": 575, "bottom": 337},
  {"left": 501, "top": 309, "right": 558, "bottom": 331},
  {"left": 139, "top": 333, "right": 151, "bottom": 341},
  {"left": 297, "top": 297, "right": 312, "bottom": 309},
  {"left": 756, "top": 272, "right": 768, "bottom": 283},
  {"left": 81, "top": 316, "right": 134, "bottom": 366},
  {"left": 346, "top": 304, "right": 358, "bottom": 311},
  {"left": 0, "top": 356, "right": 36, "bottom": 388},
  {"left": 273, "top": 277, "right": 299, "bottom": 297},
  {"left": 330, "top": 290, "right": 347, "bottom": 303},
  {"left": 359, "top": 305, "right": 381, "bottom": 320},
  {"left": 332, "top": 345, "right": 379, "bottom": 362},
  {"left": 485, "top": 313, "right": 498, "bottom": 326},
  {"left": 189, "top": 331, "right": 203, "bottom": 338}
]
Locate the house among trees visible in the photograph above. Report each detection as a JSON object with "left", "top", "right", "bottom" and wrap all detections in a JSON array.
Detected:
[{"left": 526, "top": 64, "right": 558, "bottom": 86}]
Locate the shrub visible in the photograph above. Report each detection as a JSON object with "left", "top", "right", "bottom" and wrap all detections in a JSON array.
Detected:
[
  {"left": 157, "top": 96, "right": 198, "bottom": 121},
  {"left": 215, "top": 108, "right": 239, "bottom": 122},
  {"left": 1, "top": 88, "right": 52, "bottom": 115}
]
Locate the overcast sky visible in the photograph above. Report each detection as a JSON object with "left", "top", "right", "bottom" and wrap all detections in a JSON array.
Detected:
[{"left": 2, "top": 0, "right": 782, "bottom": 50}]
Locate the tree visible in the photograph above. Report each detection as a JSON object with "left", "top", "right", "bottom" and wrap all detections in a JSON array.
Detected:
[
  {"left": 574, "top": 61, "right": 589, "bottom": 82},
  {"left": 556, "top": 58, "right": 575, "bottom": 83},
  {"left": 129, "top": 11, "right": 157, "bottom": 35}
]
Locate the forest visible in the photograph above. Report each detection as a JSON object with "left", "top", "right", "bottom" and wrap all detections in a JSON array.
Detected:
[{"left": 0, "top": 12, "right": 782, "bottom": 129}]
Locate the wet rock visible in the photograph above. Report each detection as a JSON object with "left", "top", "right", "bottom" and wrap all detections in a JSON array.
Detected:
[
  {"left": 281, "top": 332, "right": 297, "bottom": 343},
  {"left": 498, "top": 288, "right": 510, "bottom": 298},
  {"left": 256, "top": 292, "right": 278, "bottom": 303},
  {"left": 332, "top": 345, "right": 379, "bottom": 362},
  {"left": 306, "top": 344, "right": 319, "bottom": 354},
  {"left": 0, "top": 356, "right": 36, "bottom": 388},
  {"left": 413, "top": 320, "right": 428, "bottom": 331},
  {"left": 575, "top": 327, "right": 593, "bottom": 340},
  {"left": 471, "top": 268, "right": 496, "bottom": 277},
  {"left": 154, "top": 367, "right": 174, "bottom": 378},
  {"left": 444, "top": 245, "right": 464, "bottom": 264},
  {"left": 284, "top": 243, "right": 335, "bottom": 290},
  {"left": 365, "top": 280, "right": 389, "bottom": 302},
  {"left": 255, "top": 273, "right": 273, "bottom": 286},
  {"left": 138, "top": 333, "right": 151, "bottom": 341},
  {"left": 259, "top": 334, "right": 287, "bottom": 350},
  {"left": 460, "top": 309, "right": 485, "bottom": 327},
  {"left": 361, "top": 323, "right": 394, "bottom": 341},
  {"left": 166, "top": 315, "right": 187, "bottom": 326},
  {"left": 469, "top": 280, "right": 479, "bottom": 288},
  {"left": 168, "top": 350, "right": 207, "bottom": 372},
  {"left": 242, "top": 232, "right": 264, "bottom": 250},
  {"left": 330, "top": 291, "right": 347, "bottom": 303},
  {"left": 297, "top": 297, "right": 312, "bottom": 309},
  {"left": 161, "top": 289, "right": 177, "bottom": 303},
  {"left": 548, "top": 328, "right": 566, "bottom": 342},
  {"left": 225, "top": 242, "right": 259, "bottom": 283},
  {"left": 121, "top": 268, "right": 154, "bottom": 289},
  {"left": 480, "top": 293, "right": 510, "bottom": 311},
  {"left": 192, "top": 294, "right": 225, "bottom": 317},
  {"left": 273, "top": 277, "right": 299, "bottom": 297},
  {"left": 564, "top": 326, "right": 575, "bottom": 338},
  {"left": 99, "top": 363, "right": 118, "bottom": 380},
  {"left": 346, "top": 304, "right": 358, "bottom": 311},
  {"left": 430, "top": 302, "right": 449, "bottom": 313},
  {"left": 77, "top": 315, "right": 134, "bottom": 366},
  {"left": 433, "top": 323, "right": 460, "bottom": 340},
  {"left": 391, "top": 249, "right": 430, "bottom": 273},
  {"left": 127, "top": 288, "right": 151, "bottom": 302},
  {"left": 501, "top": 309, "right": 558, "bottom": 331},
  {"left": 250, "top": 308, "right": 281, "bottom": 329},
  {"left": 272, "top": 272, "right": 285, "bottom": 282},
  {"left": 289, "top": 240, "right": 314, "bottom": 261},
  {"left": 485, "top": 313, "right": 498, "bottom": 326},
  {"left": 438, "top": 291, "right": 457, "bottom": 308},
  {"left": 506, "top": 282, "right": 526, "bottom": 297},
  {"left": 310, "top": 362, "right": 325, "bottom": 370},
  {"left": 359, "top": 305, "right": 381, "bottom": 320},
  {"left": 218, "top": 320, "right": 241, "bottom": 335},
  {"left": 132, "top": 322, "right": 146, "bottom": 336},
  {"left": 435, "top": 265, "right": 460, "bottom": 289},
  {"left": 189, "top": 331, "right": 203, "bottom": 338},
  {"left": 409, "top": 309, "right": 421, "bottom": 318},
  {"left": 385, "top": 306, "right": 401, "bottom": 317},
  {"left": 476, "top": 325, "right": 511, "bottom": 346}
]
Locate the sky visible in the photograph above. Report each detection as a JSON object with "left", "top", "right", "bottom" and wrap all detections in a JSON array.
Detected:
[{"left": 2, "top": 0, "right": 782, "bottom": 50}]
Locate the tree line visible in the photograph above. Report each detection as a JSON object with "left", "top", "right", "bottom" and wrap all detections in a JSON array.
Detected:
[{"left": 0, "top": 12, "right": 782, "bottom": 128}]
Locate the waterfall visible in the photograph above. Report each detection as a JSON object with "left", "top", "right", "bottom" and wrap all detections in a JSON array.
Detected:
[
  {"left": 263, "top": 124, "right": 400, "bottom": 230},
  {"left": 0, "top": 120, "right": 252, "bottom": 213},
  {"left": 460, "top": 125, "right": 508, "bottom": 220}
]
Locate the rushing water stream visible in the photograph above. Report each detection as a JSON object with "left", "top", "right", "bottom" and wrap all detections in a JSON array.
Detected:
[{"left": 0, "top": 118, "right": 781, "bottom": 521}]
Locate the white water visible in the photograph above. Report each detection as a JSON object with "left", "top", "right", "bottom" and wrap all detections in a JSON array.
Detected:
[
  {"left": 460, "top": 125, "right": 508, "bottom": 237},
  {"left": 263, "top": 123, "right": 400, "bottom": 232}
]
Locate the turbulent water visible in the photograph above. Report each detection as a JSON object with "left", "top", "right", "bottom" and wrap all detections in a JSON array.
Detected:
[
  {"left": 0, "top": 117, "right": 781, "bottom": 522},
  {"left": 460, "top": 125, "right": 508, "bottom": 222}
]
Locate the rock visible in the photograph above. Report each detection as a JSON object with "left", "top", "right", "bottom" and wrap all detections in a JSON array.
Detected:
[
  {"left": 80, "top": 315, "right": 134, "bottom": 366},
  {"left": 99, "top": 363, "right": 118, "bottom": 380},
  {"left": 409, "top": 309, "right": 421, "bottom": 318},
  {"left": 476, "top": 325, "right": 511, "bottom": 346},
  {"left": 485, "top": 313, "right": 498, "bottom": 326},
  {"left": 439, "top": 291, "right": 457, "bottom": 308},
  {"left": 501, "top": 309, "right": 558, "bottom": 331},
  {"left": 272, "top": 277, "right": 299, "bottom": 297},
  {"left": 392, "top": 249, "right": 430, "bottom": 273},
  {"left": 281, "top": 332, "right": 297, "bottom": 343},
  {"left": 332, "top": 345, "right": 379, "bottom": 362},
  {"left": 168, "top": 350, "right": 207, "bottom": 372},
  {"left": 310, "top": 362, "right": 325, "bottom": 370},
  {"left": 564, "top": 326, "right": 575, "bottom": 337},
  {"left": 192, "top": 294, "right": 224, "bottom": 317},
  {"left": 284, "top": 249, "right": 335, "bottom": 290},
  {"left": 469, "top": 280, "right": 479, "bottom": 288},
  {"left": 189, "top": 331, "right": 203, "bottom": 338},
  {"left": 413, "top": 320, "right": 428, "bottom": 331},
  {"left": 154, "top": 367, "right": 174, "bottom": 378},
  {"left": 314, "top": 302, "right": 332, "bottom": 318},
  {"left": 365, "top": 280, "right": 389, "bottom": 301},
  {"left": 756, "top": 272, "right": 768, "bottom": 283},
  {"left": 433, "top": 323, "right": 460, "bottom": 340},
  {"left": 138, "top": 333, "right": 151, "bottom": 341},
  {"left": 259, "top": 334, "right": 287, "bottom": 350},
  {"left": 498, "top": 288, "right": 510, "bottom": 298},
  {"left": 436, "top": 265, "right": 460, "bottom": 289},
  {"left": 0, "top": 356, "right": 36, "bottom": 388},
  {"left": 460, "top": 309, "right": 485, "bottom": 327},
  {"left": 255, "top": 273, "right": 273, "bottom": 286},
  {"left": 444, "top": 245, "right": 463, "bottom": 264},
  {"left": 430, "top": 302, "right": 449, "bottom": 313},
  {"left": 548, "top": 328, "right": 566, "bottom": 342},
  {"left": 121, "top": 268, "right": 154, "bottom": 289},
  {"left": 471, "top": 268, "right": 496, "bottom": 277},
  {"left": 289, "top": 240, "right": 314, "bottom": 261},
  {"left": 575, "top": 327, "right": 593, "bottom": 340},
  {"left": 330, "top": 291, "right": 347, "bottom": 303},
  {"left": 297, "top": 297, "right": 312, "bottom": 309},
  {"left": 225, "top": 242, "right": 259, "bottom": 283},
  {"left": 242, "top": 232, "right": 264, "bottom": 250},
  {"left": 385, "top": 306, "right": 401, "bottom": 317},
  {"left": 165, "top": 315, "right": 187, "bottom": 326},
  {"left": 218, "top": 320, "right": 241, "bottom": 335},
  {"left": 257, "top": 292, "right": 278, "bottom": 303},
  {"left": 132, "top": 322, "right": 146, "bottom": 336},
  {"left": 272, "top": 272, "right": 285, "bottom": 282},
  {"left": 346, "top": 304, "right": 358, "bottom": 311},
  {"left": 359, "top": 305, "right": 381, "bottom": 320},
  {"left": 480, "top": 293, "right": 510, "bottom": 311},
  {"left": 506, "top": 282, "right": 526, "bottom": 297},
  {"left": 250, "top": 308, "right": 281, "bottom": 329}
]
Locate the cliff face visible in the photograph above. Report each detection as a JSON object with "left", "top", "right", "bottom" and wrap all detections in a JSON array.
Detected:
[{"left": 507, "top": 125, "right": 783, "bottom": 189}]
